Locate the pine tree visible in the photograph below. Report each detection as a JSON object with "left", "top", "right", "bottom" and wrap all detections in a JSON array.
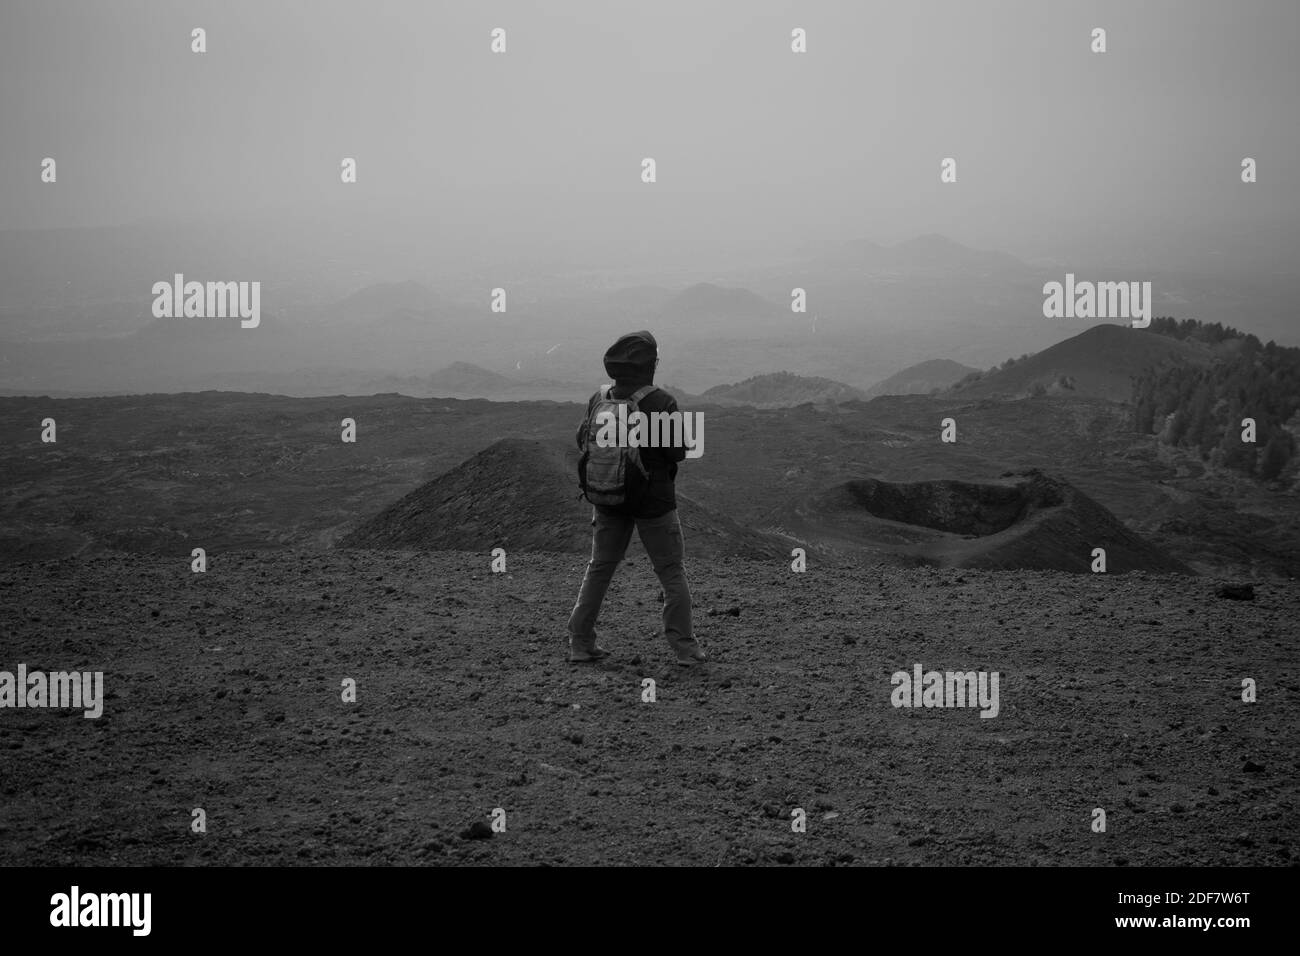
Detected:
[{"left": 1259, "top": 432, "right": 1292, "bottom": 481}]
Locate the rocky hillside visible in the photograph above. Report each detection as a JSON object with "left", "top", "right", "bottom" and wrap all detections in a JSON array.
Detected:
[{"left": 339, "top": 438, "right": 789, "bottom": 560}]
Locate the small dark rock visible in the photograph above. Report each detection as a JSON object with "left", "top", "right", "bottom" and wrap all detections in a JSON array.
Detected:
[
  {"left": 1216, "top": 584, "right": 1255, "bottom": 601},
  {"left": 1242, "top": 760, "right": 1266, "bottom": 774},
  {"left": 460, "top": 821, "right": 494, "bottom": 840}
]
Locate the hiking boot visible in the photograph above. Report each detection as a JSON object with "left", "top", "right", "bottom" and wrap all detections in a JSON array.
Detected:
[
  {"left": 666, "top": 635, "right": 707, "bottom": 666},
  {"left": 567, "top": 635, "right": 610, "bottom": 663}
]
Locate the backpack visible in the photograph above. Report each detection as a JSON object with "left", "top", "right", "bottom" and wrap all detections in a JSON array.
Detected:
[{"left": 577, "top": 384, "right": 658, "bottom": 507}]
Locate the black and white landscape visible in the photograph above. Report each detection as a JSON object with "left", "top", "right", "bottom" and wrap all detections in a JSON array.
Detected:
[{"left": 0, "top": 0, "right": 1296, "bottom": 874}]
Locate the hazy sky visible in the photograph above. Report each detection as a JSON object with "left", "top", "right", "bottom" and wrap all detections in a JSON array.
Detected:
[{"left": 2, "top": 0, "right": 1297, "bottom": 265}]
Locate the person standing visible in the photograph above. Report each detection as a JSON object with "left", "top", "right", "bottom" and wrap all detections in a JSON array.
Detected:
[{"left": 566, "top": 330, "right": 706, "bottom": 666}]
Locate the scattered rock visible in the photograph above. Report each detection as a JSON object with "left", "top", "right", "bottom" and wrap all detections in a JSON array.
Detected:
[
  {"left": 1216, "top": 584, "right": 1255, "bottom": 601},
  {"left": 460, "top": 821, "right": 494, "bottom": 840}
]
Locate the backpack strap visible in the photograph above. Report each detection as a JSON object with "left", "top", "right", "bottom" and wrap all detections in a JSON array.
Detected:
[
  {"left": 629, "top": 385, "right": 658, "bottom": 406},
  {"left": 579, "top": 386, "right": 612, "bottom": 450},
  {"left": 627, "top": 387, "right": 659, "bottom": 482},
  {"left": 597, "top": 384, "right": 657, "bottom": 406}
]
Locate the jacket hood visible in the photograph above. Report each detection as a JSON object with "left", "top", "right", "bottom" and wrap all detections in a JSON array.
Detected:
[{"left": 603, "top": 330, "right": 658, "bottom": 386}]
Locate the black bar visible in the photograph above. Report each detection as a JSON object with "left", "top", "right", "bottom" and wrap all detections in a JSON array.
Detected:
[{"left": 0, "top": 865, "right": 1284, "bottom": 943}]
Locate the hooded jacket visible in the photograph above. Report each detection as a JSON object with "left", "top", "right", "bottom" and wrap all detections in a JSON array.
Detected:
[{"left": 577, "top": 330, "right": 687, "bottom": 518}]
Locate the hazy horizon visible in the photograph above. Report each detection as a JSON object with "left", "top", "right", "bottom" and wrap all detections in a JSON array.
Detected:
[
  {"left": 1, "top": 0, "right": 1297, "bottom": 395},
  {"left": 3, "top": 0, "right": 1298, "bottom": 269}
]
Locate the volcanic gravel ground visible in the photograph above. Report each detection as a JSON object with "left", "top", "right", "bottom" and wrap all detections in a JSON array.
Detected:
[{"left": 0, "top": 549, "right": 1295, "bottom": 866}]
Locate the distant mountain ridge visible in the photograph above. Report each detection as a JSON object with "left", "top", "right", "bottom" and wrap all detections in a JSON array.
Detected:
[
  {"left": 948, "top": 324, "right": 1214, "bottom": 402},
  {"left": 652, "top": 283, "right": 793, "bottom": 337},
  {"left": 321, "top": 280, "right": 443, "bottom": 324},
  {"left": 5, "top": 246, "right": 1291, "bottom": 399},
  {"left": 427, "top": 362, "right": 516, "bottom": 395},
  {"left": 866, "top": 359, "right": 980, "bottom": 397},
  {"left": 700, "top": 371, "right": 867, "bottom": 407}
]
